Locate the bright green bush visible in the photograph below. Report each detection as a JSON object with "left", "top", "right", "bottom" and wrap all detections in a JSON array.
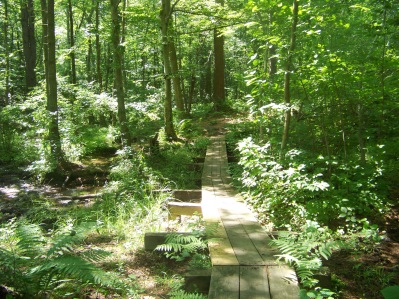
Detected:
[{"left": 237, "top": 137, "right": 388, "bottom": 230}]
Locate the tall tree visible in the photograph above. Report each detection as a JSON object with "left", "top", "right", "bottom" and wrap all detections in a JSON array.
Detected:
[
  {"left": 160, "top": 0, "right": 178, "bottom": 140},
  {"left": 41, "top": 0, "right": 64, "bottom": 166},
  {"left": 110, "top": 0, "right": 131, "bottom": 146},
  {"left": 213, "top": 0, "right": 225, "bottom": 110},
  {"left": 280, "top": 0, "right": 299, "bottom": 157},
  {"left": 95, "top": 0, "right": 102, "bottom": 91},
  {"left": 168, "top": 15, "right": 184, "bottom": 114},
  {"left": 67, "top": 0, "right": 76, "bottom": 84},
  {"left": 20, "top": 0, "right": 37, "bottom": 92}
]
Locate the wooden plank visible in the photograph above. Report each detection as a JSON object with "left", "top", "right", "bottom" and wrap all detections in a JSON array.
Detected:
[
  {"left": 239, "top": 218, "right": 279, "bottom": 266},
  {"left": 173, "top": 190, "right": 202, "bottom": 202},
  {"left": 240, "top": 266, "right": 271, "bottom": 299},
  {"left": 168, "top": 202, "right": 202, "bottom": 220},
  {"left": 202, "top": 188, "right": 239, "bottom": 266},
  {"left": 208, "top": 266, "right": 239, "bottom": 299},
  {"left": 219, "top": 211, "right": 265, "bottom": 265},
  {"left": 268, "top": 265, "right": 300, "bottom": 299}
]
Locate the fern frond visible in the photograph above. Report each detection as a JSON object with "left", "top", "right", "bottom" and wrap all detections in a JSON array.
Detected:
[
  {"left": 169, "top": 289, "right": 207, "bottom": 299},
  {"left": 47, "top": 222, "right": 96, "bottom": 257},
  {"left": 80, "top": 249, "right": 111, "bottom": 263},
  {"left": 16, "top": 223, "right": 45, "bottom": 257},
  {"left": 30, "top": 255, "right": 113, "bottom": 287}
]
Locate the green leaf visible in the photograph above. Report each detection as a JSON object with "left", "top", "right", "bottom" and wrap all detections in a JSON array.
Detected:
[{"left": 381, "top": 286, "right": 399, "bottom": 299}]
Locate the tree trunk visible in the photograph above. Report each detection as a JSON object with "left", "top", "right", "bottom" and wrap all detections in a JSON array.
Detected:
[
  {"left": 110, "top": 0, "right": 131, "bottom": 146},
  {"left": 20, "top": 0, "right": 37, "bottom": 92},
  {"left": 87, "top": 36, "right": 93, "bottom": 81},
  {"left": 213, "top": 0, "right": 225, "bottom": 111},
  {"left": 169, "top": 34, "right": 184, "bottom": 113},
  {"left": 42, "top": 0, "right": 64, "bottom": 166},
  {"left": 280, "top": 0, "right": 299, "bottom": 158},
  {"left": 95, "top": 0, "right": 102, "bottom": 91},
  {"left": 3, "top": 0, "right": 10, "bottom": 105},
  {"left": 67, "top": 0, "right": 76, "bottom": 84},
  {"left": 160, "top": 0, "right": 178, "bottom": 140}
]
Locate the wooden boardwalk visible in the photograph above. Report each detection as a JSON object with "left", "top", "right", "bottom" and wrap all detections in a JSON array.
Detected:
[{"left": 201, "top": 136, "right": 299, "bottom": 299}]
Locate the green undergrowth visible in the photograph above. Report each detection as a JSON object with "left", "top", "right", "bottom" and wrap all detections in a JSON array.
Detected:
[
  {"left": 224, "top": 120, "right": 399, "bottom": 298},
  {"left": 0, "top": 111, "right": 212, "bottom": 297}
]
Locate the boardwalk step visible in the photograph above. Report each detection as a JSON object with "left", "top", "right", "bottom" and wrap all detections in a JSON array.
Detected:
[{"left": 168, "top": 202, "right": 202, "bottom": 220}]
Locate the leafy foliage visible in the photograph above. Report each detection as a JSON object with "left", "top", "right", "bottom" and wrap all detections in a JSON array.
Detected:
[{"left": 237, "top": 137, "right": 388, "bottom": 230}]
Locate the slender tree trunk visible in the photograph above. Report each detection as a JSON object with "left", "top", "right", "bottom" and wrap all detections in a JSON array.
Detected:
[
  {"left": 280, "top": 0, "right": 299, "bottom": 158},
  {"left": 110, "top": 0, "right": 131, "bottom": 146},
  {"left": 87, "top": 36, "right": 93, "bottom": 81},
  {"left": 160, "top": 0, "right": 177, "bottom": 140},
  {"left": 3, "top": 0, "right": 10, "bottom": 105},
  {"left": 104, "top": 42, "right": 110, "bottom": 91},
  {"left": 121, "top": 0, "right": 128, "bottom": 87},
  {"left": 67, "top": 0, "right": 76, "bottom": 84},
  {"left": 20, "top": 0, "right": 37, "bottom": 92},
  {"left": 95, "top": 0, "right": 102, "bottom": 91},
  {"left": 357, "top": 103, "right": 366, "bottom": 164},
  {"left": 213, "top": 0, "right": 225, "bottom": 111},
  {"left": 169, "top": 33, "right": 184, "bottom": 113},
  {"left": 41, "top": 0, "right": 63, "bottom": 166}
]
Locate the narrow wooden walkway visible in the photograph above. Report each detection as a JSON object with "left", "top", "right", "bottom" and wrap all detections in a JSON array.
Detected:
[{"left": 201, "top": 136, "right": 299, "bottom": 299}]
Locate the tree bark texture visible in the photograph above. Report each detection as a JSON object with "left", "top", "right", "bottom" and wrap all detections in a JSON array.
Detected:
[
  {"left": 20, "top": 0, "right": 37, "bottom": 92},
  {"left": 110, "top": 0, "right": 131, "bottom": 146}
]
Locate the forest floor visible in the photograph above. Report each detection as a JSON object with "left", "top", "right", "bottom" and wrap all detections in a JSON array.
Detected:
[{"left": 1, "top": 114, "right": 398, "bottom": 298}]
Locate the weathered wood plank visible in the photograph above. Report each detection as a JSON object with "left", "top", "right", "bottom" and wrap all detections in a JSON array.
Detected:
[
  {"left": 268, "top": 265, "right": 300, "bottom": 299},
  {"left": 168, "top": 202, "right": 202, "bottom": 220},
  {"left": 173, "top": 190, "right": 202, "bottom": 202},
  {"left": 240, "top": 266, "right": 271, "bottom": 299},
  {"left": 202, "top": 189, "right": 239, "bottom": 266},
  {"left": 208, "top": 266, "right": 239, "bottom": 299},
  {"left": 239, "top": 218, "right": 279, "bottom": 266},
  {"left": 219, "top": 209, "right": 265, "bottom": 265}
]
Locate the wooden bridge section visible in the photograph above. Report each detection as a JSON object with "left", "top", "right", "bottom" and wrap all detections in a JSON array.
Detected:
[{"left": 201, "top": 136, "right": 299, "bottom": 299}]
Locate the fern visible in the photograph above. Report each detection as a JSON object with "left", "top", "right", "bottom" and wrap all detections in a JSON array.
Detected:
[
  {"left": 0, "top": 221, "right": 116, "bottom": 297},
  {"left": 271, "top": 221, "right": 341, "bottom": 289},
  {"left": 169, "top": 289, "right": 207, "bottom": 299},
  {"left": 30, "top": 255, "right": 113, "bottom": 287},
  {"left": 156, "top": 233, "right": 207, "bottom": 261},
  {"left": 15, "top": 223, "right": 45, "bottom": 257}
]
